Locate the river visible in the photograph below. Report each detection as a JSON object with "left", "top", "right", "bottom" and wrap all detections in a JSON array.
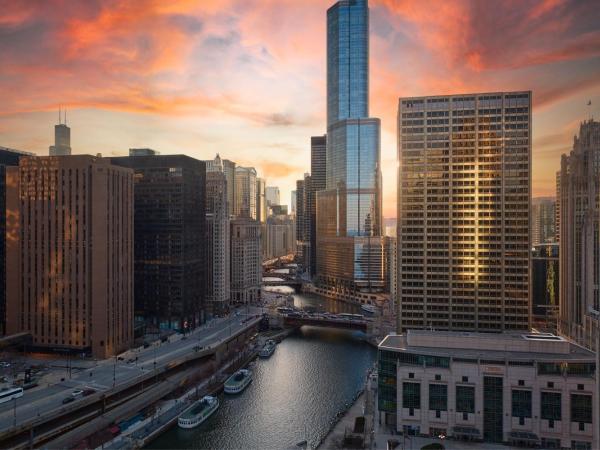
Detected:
[{"left": 147, "top": 292, "right": 376, "bottom": 450}]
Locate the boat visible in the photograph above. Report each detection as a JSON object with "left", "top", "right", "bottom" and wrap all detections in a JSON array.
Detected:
[
  {"left": 259, "top": 339, "right": 277, "bottom": 358},
  {"left": 361, "top": 304, "right": 377, "bottom": 314},
  {"left": 178, "top": 395, "right": 219, "bottom": 429},
  {"left": 224, "top": 369, "right": 252, "bottom": 394}
]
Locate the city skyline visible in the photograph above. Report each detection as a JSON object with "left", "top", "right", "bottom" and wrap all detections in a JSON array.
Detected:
[{"left": 2, "top": 0, "right": 600, "bottom": 218}]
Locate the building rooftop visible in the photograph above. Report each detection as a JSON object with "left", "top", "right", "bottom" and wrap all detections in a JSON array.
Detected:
[{"left": 378, "top": 330, "right": 594, "bottom": 362}]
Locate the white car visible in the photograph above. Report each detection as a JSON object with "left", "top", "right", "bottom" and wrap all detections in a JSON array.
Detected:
[{"left": 71, "top": 389, "right": 84, "bottom": 397}]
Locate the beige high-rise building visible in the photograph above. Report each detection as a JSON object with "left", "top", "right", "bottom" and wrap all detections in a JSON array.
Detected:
[
  {"left": 397, "top": 91, "right": 531, "bottom": 332},
  {"left": 559, "top": 119, "right": 600, "bottom": 351},
  {"left": 230, "top": 218, "right": 261, "bottom": 304},
  {"left": 6, "top": 155, "right": 134, "bottom": 358}
]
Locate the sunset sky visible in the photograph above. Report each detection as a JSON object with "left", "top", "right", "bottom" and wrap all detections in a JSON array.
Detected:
[{"left": 1, "top": 0, "right": 599, "bottom": 218}]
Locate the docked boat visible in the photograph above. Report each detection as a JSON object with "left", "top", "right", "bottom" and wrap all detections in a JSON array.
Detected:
[
  {"left": 178, "top": 395, "right": 219, "bottom": 429},
  {"left": 259, "top": 339, "right": 277, "bottom": 358},
  {"left": 361, "top": 304, "right": 377, "bottom": 314},
  {"left": 224, "top": 369, "right": 252, "bottom": 394}
]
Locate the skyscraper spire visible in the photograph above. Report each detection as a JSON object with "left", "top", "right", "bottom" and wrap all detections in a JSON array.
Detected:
[{"left": 49, "top": 106, "right": 72, "bottom": 156}]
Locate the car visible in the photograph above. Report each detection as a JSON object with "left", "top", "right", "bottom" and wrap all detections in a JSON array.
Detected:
[
  {"left": 71, "top": 389, "right": 84, "bottom": 397},
  {"left": 82, "top": 389, "right": 95, "bottom": 396},
  {"left": 117, "top": 356, "right": 125, "bottom": 361},
  {"left": 127, "top": 358, "right": 135, "bottom": 364},
  {"left": 62, "top": 397, "right": 75, "bottom": 404},
  {"left": 0, "top": 362, "right": 10, "bottom": 368}
]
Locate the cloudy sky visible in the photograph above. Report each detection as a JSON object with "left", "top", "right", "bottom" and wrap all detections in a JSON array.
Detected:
[{"left": 1, "top": 0, "right": 599, "bottom": 218}]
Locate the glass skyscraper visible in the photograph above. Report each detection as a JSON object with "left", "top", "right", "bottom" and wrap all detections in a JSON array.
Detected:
[{"left": 316, "top": 0, "right": 385, "bottom": 296}]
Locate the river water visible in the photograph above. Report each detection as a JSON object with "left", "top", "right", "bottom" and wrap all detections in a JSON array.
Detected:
[{"left": 147, "top": 292, "right": 376, "bottom": 450}]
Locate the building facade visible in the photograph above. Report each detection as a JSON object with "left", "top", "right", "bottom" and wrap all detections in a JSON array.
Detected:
[
  {"left": 206, "top": 171, "right": 230, "bottom": 315},
  {"left": 532, "top": 243, "right": 559, "bottom": 332},
  {"left": 309, "top": 135, "right": 327, "bottom": 277},
  {"left": 295, "top": 179, "right": 309, "bottom": 270},
  {"left": 397, "top": 92, "right": 531, "bottom": 332},
  {"left": 6, "top": 156, "right": 134, "bottom": 358},
  {"left": 0, "top": 147, "right": 31, "bottom": 336},
  {"left": 378, "top": 331, "right": 597, "bottom": 449},
  {"left": 265, "top": 186, "right": 280, "bottom": 207},
  {"left": 265, "top": 215, "right": 296, "bottom": 260},
  {"left": 256, "top": 177, "right": 267, "bottom": 223},
  {"left": 532, "top": 197, "right": 556, "bottom": 245},
  {"left": 559, "top": 119, "right": 600, "bottom": 352},
  {"left": 111, "top": 155, "right": 206, "bottom": 331},
  {"left": 316, "top": 0, "right": 386, "bottom": 297},
  {"left": 235, "top": 166, "right": 257, "bottom": 220},
  {"left": 230, "top": 218, "right": 261, "bottom": 304}
]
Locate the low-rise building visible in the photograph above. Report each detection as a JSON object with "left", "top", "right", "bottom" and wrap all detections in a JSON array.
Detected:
[{"left": 378, "top": 331, "right": 597, "bottom": 449}]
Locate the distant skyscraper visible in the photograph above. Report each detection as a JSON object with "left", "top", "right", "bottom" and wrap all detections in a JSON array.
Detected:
[
  {"left": 230, "top": 218, "right": 261, "bottom": 304},
  {"left": 397, "top": 91, "right": 531, "bottom": 332},
  {"left": 532, "top": 197, "right": 556, "bottom": 245},
  {"left": 316, "top": 0, "right": 386, "bottom": 297},
  {"left": 265, "top": 215, "right": 296, "bottom": 259},
  {"left": 49, "top": 109, "right": 71, "bottom": 156},
  {"left": 559, "top": 119, "right": 600, "bottom": 351},
  {"left": 6, "top": 155, "right": 134, "bottom": 358},
  {"left": 206, "top": 172, "right": 230, "bottom": 315},
  {"left": 291, "top": 190, "right": 297, "bottom": 215},
  {"left": 256, "top": 178, "right": 267, "bottom": 223},
  {"left": 0, "top": 147, "right": 32, "bottom": 336},
  {"left": 205, "top": 154, "right": 236, "bottom": 217},
  {"left": 265, "top": 186, "right": 280, "bottom": 207},
  {"left": 111, "top": 154, "right": 207, "bottom": 330},
  {"left": 235, "top": 166, "right": 257, "bottom": 220}
]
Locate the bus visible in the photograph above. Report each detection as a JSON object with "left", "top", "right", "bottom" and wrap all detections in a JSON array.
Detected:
[{"left": 0, "top": 387, "right": 23, "bottom": 404}]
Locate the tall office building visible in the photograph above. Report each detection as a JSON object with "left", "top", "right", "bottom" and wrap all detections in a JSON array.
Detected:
[
  {"left": 295, "top": 179, "right": 308, "bottom": 268},
  {"left": 256, "top": 178, "right": 267, "bottom": 223},
  {"left": 206, "top": 172, "right": 230, "bottom": 315},
  {"left": 265, "top": 186, "right": 280, "bottom": 207},
  {"left": 532, "top": 197, "right": 556, "bottom": 245},
  {"left": 532, "top": 243, "right": 559, "bottom": 331},
  {"left": 308, "top": 135, "right": 327, "bottom": 277},
  {"left": 230, "top": 218, "right": 261, "bottom": 304},
  {"left": 235, "top": 166, "right": 257, "bottom": 220},
  {"left": 0, "top": 147, "right": 32, "bottom": 336},
  {"left": 206, "top": 154, "right": 236, "bottom": 217},
  {"left": 111, "top": 154, "right": 206, "bottom": 330},
  {"left": 6, "top": 156, "right": 134, "bottom": 358},
  {"left": 397, "top": 91, "right": 531, "bottom": 332},
  {"left": 559, "top": 119, "right": 600, "bottom": 351},
  {"left": 49, "top": 110, "right": 71, "bottom": 156},
  {"left": 291, "top": 190, "right": 297, "bottom": 215},
  {"left": 316, "top": 0, "right": 386, "bottom": 297},
  {"left": 265, "top": 215, "right": 296, "bottom": 259}
]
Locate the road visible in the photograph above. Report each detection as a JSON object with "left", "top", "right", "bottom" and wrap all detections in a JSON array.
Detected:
[{"left": 0, "top": 309, "right": 262, "bottom": 432}]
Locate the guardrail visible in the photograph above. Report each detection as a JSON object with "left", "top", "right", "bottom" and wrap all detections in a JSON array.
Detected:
[{"left": 0, "top": 315, "right": 263, "bottom": 446}]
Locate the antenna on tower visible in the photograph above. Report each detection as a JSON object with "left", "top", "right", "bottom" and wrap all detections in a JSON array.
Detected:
[{"left": 58, "top": 106, "right": 61, "bottom": 125}]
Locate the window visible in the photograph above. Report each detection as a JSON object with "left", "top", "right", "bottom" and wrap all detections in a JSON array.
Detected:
[
  {"left": 409, "top": 372, "right": 414, "bottom": 379},
  {"left": 435, "top": 374, "right": 441, "bottom": 381},
  {"left": 511, "top": 390, "right": 532, "bottom": 418},
  {"left": 547, "top": 382, "right": 554, "bottom": 388},
  {"left": 462, "top": 376, "right": 468, "bottom": 383},
  {"left": 541, "top": 392, "right": 561, "bottom": 421},
  {"left": 403, "top": 382, "right": 420, "bottom": 409},
  {"left": 571, "top": 394, "right": 592, "bottom": 423},
  {"left": 429, "top": 384, "right": 448, "bottom": 411},
  {"left": 577, "top": 384, "right": 584, "bottom": 391},
  {"left": 456, "top": 386, "right": 475, "bottom": 413},
  {"left": 518, "top": 379, "right": 525, "bottom": 386}
]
